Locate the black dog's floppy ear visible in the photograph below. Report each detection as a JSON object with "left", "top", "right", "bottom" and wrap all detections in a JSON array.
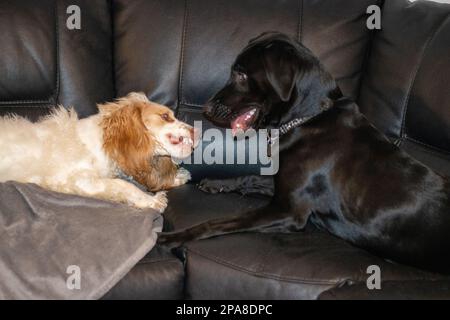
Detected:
[{"left": 262, "top": 42, "right": 300, "bottom": 102}]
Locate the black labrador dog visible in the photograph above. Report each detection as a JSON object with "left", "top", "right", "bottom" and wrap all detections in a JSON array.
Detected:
[{"left": 158, "top": 32, "right": 450, "bottom": 273}]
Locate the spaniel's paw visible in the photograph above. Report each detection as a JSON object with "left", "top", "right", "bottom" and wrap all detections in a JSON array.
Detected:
[
  {"left": 132, "top": 191, "right": 168, "bottom": 212},
  {"left": 173, "top": 168, "right": 191, "bottom": 187},
  {"left": 151, "top": 191, "right": 168, "bottom": 213}
]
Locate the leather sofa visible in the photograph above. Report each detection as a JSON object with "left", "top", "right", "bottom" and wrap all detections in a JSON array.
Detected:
[{"left": 1, "top": 0, "right": 449, "bottom": 299}]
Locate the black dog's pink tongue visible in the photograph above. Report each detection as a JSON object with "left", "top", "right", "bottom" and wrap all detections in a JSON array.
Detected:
[{"left": 231, "top": 108, "right": 257, "bottom": 136}]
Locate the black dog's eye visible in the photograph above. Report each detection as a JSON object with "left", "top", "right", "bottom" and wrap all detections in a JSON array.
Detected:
[{"left": 236, "top": 72, "right": 248, "bottom": 83}]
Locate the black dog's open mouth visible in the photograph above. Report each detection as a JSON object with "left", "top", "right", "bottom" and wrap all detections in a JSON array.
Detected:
[{"left": 230, "top": 107, "right": 259, "bottom": 136}]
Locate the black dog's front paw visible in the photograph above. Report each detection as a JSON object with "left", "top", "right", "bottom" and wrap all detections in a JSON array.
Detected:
[
  {"left": 157, "top": 232, "right": 184, "bottom": 249},
  {"left": 198, "top": 178, "right": 228, "bottom": 194}
]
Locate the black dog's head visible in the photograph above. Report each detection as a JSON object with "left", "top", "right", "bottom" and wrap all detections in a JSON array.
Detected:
[{"left": 203, "top": 32, "right": 341, "bottom": 134}]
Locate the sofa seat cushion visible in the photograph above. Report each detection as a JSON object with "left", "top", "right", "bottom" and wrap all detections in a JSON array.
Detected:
[
  {"left": 163, "top": 183, "right": 270, "bottom": 231},
  {"left": 163, "top": 184, "right": 450, "bottom": 300},
  {"left": 184, "top": 232, "right": 450, "bottom": 300},
  {"left": 103, "top": 246, "right": 184, "bottom": 300}
]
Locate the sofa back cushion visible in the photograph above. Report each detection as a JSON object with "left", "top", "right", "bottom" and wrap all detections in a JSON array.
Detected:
[
  {"left": 0, "top": 0, "right": 56, "bottom": 104},
  {"left": 358, "top": 0, "right": 450, "bottom": 177},
  {"left": 0, "top": 0, "right": 114, "bottom": 120},
  {"left": 114, "top": 0, "right": 378, "bottom": 110},
  {"left": 114, "top": 0, "right": 378, "bottom": 178}
]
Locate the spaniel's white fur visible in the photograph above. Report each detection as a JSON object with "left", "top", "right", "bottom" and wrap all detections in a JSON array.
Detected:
[{"left": 0, "top": 92, "right": 199, "bottom": 212}]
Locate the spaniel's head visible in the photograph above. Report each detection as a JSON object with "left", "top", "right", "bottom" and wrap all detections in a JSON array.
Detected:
[{"left": 99, "top": 92, "right": 200, "bottom": 177}]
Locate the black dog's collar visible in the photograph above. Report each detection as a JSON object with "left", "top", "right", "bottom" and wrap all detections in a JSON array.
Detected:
[
  {"left": 278, "top": 116, "right": 313, "bottom": 135},
  {"left": 268, "top": 104, "right": 331, "bottom": 147},
  {"left": 267, "top": 117, "right": 310, "bottom": 150}
]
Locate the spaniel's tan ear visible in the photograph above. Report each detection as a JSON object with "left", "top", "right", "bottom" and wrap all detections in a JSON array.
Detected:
[{"left": 102, "top": 104, "right": 155, "bottom": 183}]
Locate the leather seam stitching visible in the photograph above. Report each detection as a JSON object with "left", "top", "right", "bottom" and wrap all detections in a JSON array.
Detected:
[
  {"left": 0, "top": 1, "right": 60, "bottom": 106},
  {"left": 0, "top": 99, "right": 53, "bottom": 105},
  {"left": 176, "top": 0, "right": 189, "bottom": 116},
  {"left": 181, "top": 100, "right": 202, "bottom": 107},
  {"left": 181, "top": 103, "right": 203, "bottom": 108},
  {"left": 356, "top": 0, "right": 384, "bottom": 101},
  {"left": 0, "top": 106, "right": 53, "bottom": 111},
  {"left": 187, "top": 247, "right": 443, "bottom": 285},
  {"left": 399, "top": 13, "right": 450, "bottom": 138},
  {"left": 186, "top": 247, "right": 340, "bottom": 285},
  {"left": 110, "top": 0, "right": 117, "bottom": 98},
  {"left": 297, "top": 0, "right": 303, "bottom": 42},
  {"left": 403, "top": 136, "right": 450, "bottom": 157},
  {"left": 54, "top": 0, "right": 61, "bottom": 105}
]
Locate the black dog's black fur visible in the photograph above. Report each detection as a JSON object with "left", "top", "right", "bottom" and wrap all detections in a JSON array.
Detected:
[{"left": 158, "top": 32, "right": 450, "bottom": 273}]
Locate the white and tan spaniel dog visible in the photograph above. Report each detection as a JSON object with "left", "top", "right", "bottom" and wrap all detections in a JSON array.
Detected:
[{"left": 0, "top": 92, "right": 199, "bottom": 212}]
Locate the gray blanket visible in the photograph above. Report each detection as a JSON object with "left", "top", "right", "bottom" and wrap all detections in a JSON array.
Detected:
[{"left": 0, "top": 181, "right": 163, "bottom": 300}]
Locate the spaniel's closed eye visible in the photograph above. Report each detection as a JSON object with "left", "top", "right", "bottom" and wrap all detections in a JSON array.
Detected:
[
  {"left": 160, "top": 113, "right": 172, "bottom": 122},
  {"left": 138, "top": 102, "right": 200, "bottom": 160}
]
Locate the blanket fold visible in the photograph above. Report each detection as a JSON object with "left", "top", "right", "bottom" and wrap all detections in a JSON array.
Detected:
[{"left": 0, "top": 181, "right": 162, "bottom": 300}]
